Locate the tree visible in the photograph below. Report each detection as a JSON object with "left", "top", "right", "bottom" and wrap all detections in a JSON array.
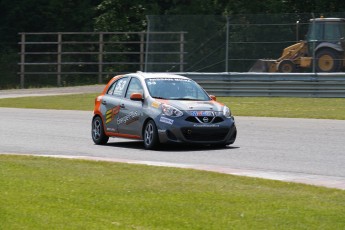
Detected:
[
  {"left": 282, "top": 0, "right": 345, "bottom": 14},
  {"left": 0, "top": 0, "right": 99, "bottom": 50},
  {"left": 0, "top": 0, "right": 99, "bottom": 88}
]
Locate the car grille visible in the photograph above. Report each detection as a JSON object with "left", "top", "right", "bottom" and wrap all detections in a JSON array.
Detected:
[
  {"left": 181, "top": 127, "right": 229, "bottom": 141},
  {"left": 185, "top": 116, "right": 224, "bottom": 124}
]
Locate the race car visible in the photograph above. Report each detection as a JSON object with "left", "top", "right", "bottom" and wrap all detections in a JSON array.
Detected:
[{"left": 91, "top": 72, "right": 237, "bottom": 149}]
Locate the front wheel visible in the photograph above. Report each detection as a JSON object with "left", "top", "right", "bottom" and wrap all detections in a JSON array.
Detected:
[
  {"left": 315, "top": 49, "right": 341, "bottom": 72},
  {"left": 143, "top": 120, "right": 159, "bottom": 150},
  {"left": 92, "top": 116, "right": 109, "bottom": 145}
]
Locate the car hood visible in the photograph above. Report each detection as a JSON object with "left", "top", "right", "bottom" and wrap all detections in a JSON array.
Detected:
[{"left": 166, "top": 100, "right": 224, "bottom": 112}]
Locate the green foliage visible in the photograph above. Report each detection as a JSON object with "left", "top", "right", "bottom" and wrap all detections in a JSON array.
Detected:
[
  {"left": 282, "top": 0, "right": 345, "bottom": 14},
  {"left": 0, "top": 0, "right": 101, "bottom": 88},
  {"left": 0, "top": 52, "right": 19, "bottom": 89},
  {"left": 94, "top": 0, "right": 147, "bottom": 32},
  {"left": 0, "top": 0, "right": 98, "bottom": 38}
]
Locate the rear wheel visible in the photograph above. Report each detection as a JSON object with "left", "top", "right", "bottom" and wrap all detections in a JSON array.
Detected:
[
  {"left": 92, "top": 116, "right": 109, "bottom": 145},
  {"left": 143, "top": 120, "right": 159, "bottom": 150},
  {"left": 277, "top": 60, "right": 296, "bottom": 73},
  {"left": 315, "top": 49, "right": 341, "bottom": 72}
]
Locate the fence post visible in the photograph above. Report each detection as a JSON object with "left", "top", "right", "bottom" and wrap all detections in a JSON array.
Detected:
[
  {"left": 225, "top": 16, "right": 229, "bottom": 72},
  {"left": 57, "top": 33, "right": 62, "bottom": 86},
  {"left": 179, "top": 32, "right": 184, "bottom": 72},
  {"left": 20, "top": 33, "right": 25, "bottom": 88},
  {"left": 311, "top": 13, "right": 316, "bottom": 74},
  {"left": 140, "top": 32, "right": 145, "bottom": 71},
  {"left": 98, "top": 33, "right": 103, "bottom": 84}
]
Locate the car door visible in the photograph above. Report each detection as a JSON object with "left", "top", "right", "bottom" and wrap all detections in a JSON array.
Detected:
[
  {"left": 101, "top": 77, "right": 129, "bottom": 134},
  {"left": 117, "top": 77, "right": 144, "bottom": 136}
]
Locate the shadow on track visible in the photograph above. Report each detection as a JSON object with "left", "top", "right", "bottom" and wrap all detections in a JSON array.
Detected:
[{"left": 105, "top": 140, "right": 239, "bottom": 152}]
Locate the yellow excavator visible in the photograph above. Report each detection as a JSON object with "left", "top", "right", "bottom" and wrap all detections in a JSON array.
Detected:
[{"left": 250, "top": 17, "right": 345, "bottom": 72}]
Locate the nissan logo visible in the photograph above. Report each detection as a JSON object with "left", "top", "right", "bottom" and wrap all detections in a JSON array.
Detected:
[{"left": 202, "top": 117, "right": 209, "bottom": 123}]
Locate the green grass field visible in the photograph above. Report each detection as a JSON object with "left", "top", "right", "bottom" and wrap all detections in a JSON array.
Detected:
[
  {"left": 0, "top": 94, "right": 344, "bottom": 119},
  {"left": 1, "top": 155, "right": 345, "bottom": 229}
]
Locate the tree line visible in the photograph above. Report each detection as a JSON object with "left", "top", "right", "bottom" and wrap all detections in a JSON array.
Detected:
[{"left": 1, "top": 0, "right": 345, "bottom": 88}]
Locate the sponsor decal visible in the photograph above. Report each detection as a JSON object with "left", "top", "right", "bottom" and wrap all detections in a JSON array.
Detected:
[
  {"left": 106, "top": 127, "right": 116, "bottom": 132},
  {"left": 148, "top": 78, "right": 190, "bottom": 82},
  {"left": 193, "top": 124, "right": 220, "bottom": 127},
  {"left": 151, "top": 101, "right": 160, "bottom": 108},
  {"left": 106, "top": 105, "right": 121, "bottom": 124},
  {"left": 117, "top": 111, "right": 140, "bottom": 125},
  {"left": 190, "top": 111, "right": 215, "bottom": 117},
  {"left": 159, "top": 116, "right": 174, "bottom": 125},
  {"left": 147, "top": 81, "right": 156, "bottom": 85}
]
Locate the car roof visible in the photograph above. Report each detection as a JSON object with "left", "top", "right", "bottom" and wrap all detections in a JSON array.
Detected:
[{"left": 118, "top": 72, "right": 190, "bottom": 80}]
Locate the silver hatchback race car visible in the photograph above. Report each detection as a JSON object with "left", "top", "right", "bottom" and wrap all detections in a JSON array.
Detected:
[{"left": 92, "top": 72, "right": 237, "bottom": 149}]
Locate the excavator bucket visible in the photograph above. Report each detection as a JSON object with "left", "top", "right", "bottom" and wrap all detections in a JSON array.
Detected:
[{"left": 249, "top": 59, "right": 276, "bottom": 72}]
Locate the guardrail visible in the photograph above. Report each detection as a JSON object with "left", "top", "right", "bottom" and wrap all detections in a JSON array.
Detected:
[{"left": 179, "top": 72, "right": 345, "bottom": 98}]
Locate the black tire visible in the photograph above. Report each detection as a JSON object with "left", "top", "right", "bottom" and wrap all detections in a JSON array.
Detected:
[
  {"left": 91, "top": 116, "right": 109, "bottom": 145},
  {"left": 143, "top": 120, "right": 159, "bottom": 150},
  {"left": 315, "top": 49, "right": 341, "bottom": 72},
  {"left": 277, "top": 60, "right": 296, "bottom": 73}
]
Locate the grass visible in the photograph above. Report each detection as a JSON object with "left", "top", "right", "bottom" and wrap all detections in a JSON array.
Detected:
[
  {"left": 1, "top": 155, "right": 345, "bottom": 229},
  {"left": 0, "top": 93, "right": 98, "bottom": 111},
  {"left": 0, "top": 93, "right": 344, "bottom": 119},
  {"left": 220, "top": 97, "right": 345, "bottom": 120}
]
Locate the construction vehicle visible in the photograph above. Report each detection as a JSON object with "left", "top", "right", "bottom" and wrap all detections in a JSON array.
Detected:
[{"left": 250, "top": 17, "right": 345, "bottom": 72}]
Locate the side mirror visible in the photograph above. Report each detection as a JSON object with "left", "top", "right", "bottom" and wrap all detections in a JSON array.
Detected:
[
  {"left": 130, "top": 93, "right": 143, "bottom": 101},
  {"left": 209, "top": 95, "right": 217, "bottom": 101}
]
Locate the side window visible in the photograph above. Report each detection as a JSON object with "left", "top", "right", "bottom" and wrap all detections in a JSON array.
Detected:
[
  {"left": 307, "top": 23, "right": 323, "bottom": 41},
  {"left": 106, "top": 81, "right": 117, "bottom": 95},
  {"left": 125, "top": 78, "right": 144, "bottom": 99},
  {"left": 324, "top": 23, "right": 340, "bottom": 41},
  {"left": 112, "top": 77, "right": 129, "bottom": 97}
]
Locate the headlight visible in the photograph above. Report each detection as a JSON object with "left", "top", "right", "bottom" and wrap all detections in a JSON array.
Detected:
[
  {"left": 223, "top": 106, "right": 231, "bottom": 118},
  {"left": 162, "top": 104, "right": 183, "bottom": 117}
]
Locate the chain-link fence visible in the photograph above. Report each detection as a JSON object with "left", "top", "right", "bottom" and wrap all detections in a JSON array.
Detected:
[{"left": 146, "top": 12, "right": 345, "bottom": 73}]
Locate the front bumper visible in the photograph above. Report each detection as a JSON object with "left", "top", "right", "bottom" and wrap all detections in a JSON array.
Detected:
[{"left": 155, "top": 115, "right": 237, "bottom": 145}]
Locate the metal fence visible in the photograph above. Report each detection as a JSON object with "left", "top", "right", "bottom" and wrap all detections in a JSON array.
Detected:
[{"left": 18, "top": 31, "right": 186, "bottom": 88}]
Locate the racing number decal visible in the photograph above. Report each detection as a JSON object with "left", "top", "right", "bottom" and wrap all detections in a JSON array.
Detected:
[
  {"left": 106, "top": 105, "right": 121, "bottom": 124},
  {"left": 113, "top": 79, "right": 127, "bottom": 96}
]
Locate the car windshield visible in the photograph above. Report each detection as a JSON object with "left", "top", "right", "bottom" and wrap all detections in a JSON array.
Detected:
[{"left": 145, "top": 78, "right": 210, "bottom": 101}]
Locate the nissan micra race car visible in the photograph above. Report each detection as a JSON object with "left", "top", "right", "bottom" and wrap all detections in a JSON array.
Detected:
[{"left": 92, "top": 72, "right": 237, "bottom": 149}]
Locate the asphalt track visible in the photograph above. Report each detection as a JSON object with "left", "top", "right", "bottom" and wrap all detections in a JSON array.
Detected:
[{"left": 0, "top": 107, "right": 344, "bottom": 190}]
